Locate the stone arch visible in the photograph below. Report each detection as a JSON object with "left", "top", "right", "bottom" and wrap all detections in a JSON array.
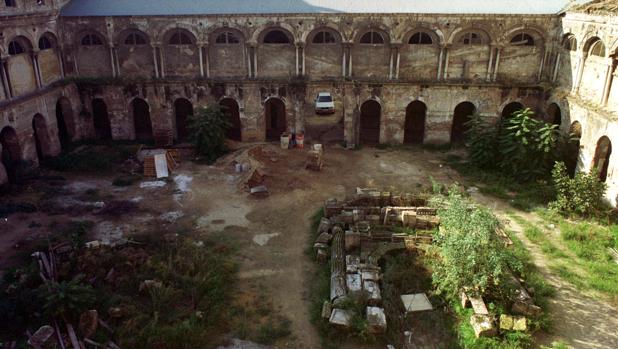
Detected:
[
  {"left": 264, "top": 97, "right": 287, "bottom": 141},
  {"left": 75, "top": 29, "right": 111, "bottom": 77},
  {"left": 0, "top": 126, "right": 22, "bottom": 184},
  {"left": 55, "top": 97, "right": 76, "bottom": 149},
  {"left": 503, "top": 26, "right": 545, "bottom": 46},
  {"left": 161, "top": 27, "right": 198, "bottom": 45},
  {"left": 173, "top": 98, "right": 193, "bottom": 143},
  {"left": 451, "top": 102, "right": 476, "bottom": 144},
  {"left": 355, "top": 28, "right": 390, "bottom": 44},
  {"left": 593, "top": 136, "right": 612, "bottom": 182},
  {"left": 501, "top": 101, "right": 525, "bottom": 119},
  {"left": 404, "top": 101, "right": 427, "bottom": 144},
  {"left": 208, "top": 27, "right": 247, "bottom": 77},
  {"left": 306, "top": 26, "right": 343, "bottom": 44},
  {"left": 131, "top": 98, "right": 153, "bottom": 142},
  {"left": 92, "top": 98, "right": 112, "bottom": 140},
  {"left": 359, "top": 99, "right": 381, "bottom": 146},
  {"left": 209, "top": 27, "right": 246, "bottom": 44},
  {"left": 115, "top": 28, "right": 151, "bottom": 46},
  {"left": 32, "top": 114, "right": 51, "bottom": 160},
  {"left": 37, "top": 31, "right": 59, "bottom": 49},
  {"left": 220, "top": 97, "right": 242, "bottom": 141},
  {"left": 448, "top": 26, "right": 493, "bottom": 45},
  {"left": 162, "top": 27, "right": 199, "bottom": 77},
  {"left": 305, "top": 26, "right": 344, "bottom": 78},
  {"left": 259, "top": 27, "right": 295, "bottom": 44},
  {"left": 547, "top": 103, "right": 562, "bottom": 126},
  {"left": 7, "top": 35, "right": 34, "bottom": 54},
  {"left": 76, "top": 29, "right": 108, "bottom": 47},
  {"left": 562, "top": 34, "right": 578, "bottom": 51},
  {"left": 585, "top": 37, "right": 607, "bottom": 57},
  {"left": 251, "top": 23, "right": 296, "bottom": 43},
  {"left": 403, "top": 27, "right": 442, "bottom": 45},
  {"left": 566, "top": 121, "right": 582, "bottom": 177}
]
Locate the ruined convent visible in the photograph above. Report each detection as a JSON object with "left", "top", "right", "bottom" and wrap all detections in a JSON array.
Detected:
[{"left": 0, "top": 0, "right": 616, "bottom": 205}]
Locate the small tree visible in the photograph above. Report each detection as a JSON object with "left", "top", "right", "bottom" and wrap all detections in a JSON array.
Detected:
[
  {"left": 187, "top": 106, "right": 231, "bottom": 163},
  {"left": 497, "top": 108, "right": 560, "bottom": 181},
  {"left": 464, "top": 113, "right": 499, "bottom": 169},
  {"left": 549, "top": 162, "right": 607, "bottom": 217},
  {"left": 430, "top": 191, "right": 520, "bottom": 298}
]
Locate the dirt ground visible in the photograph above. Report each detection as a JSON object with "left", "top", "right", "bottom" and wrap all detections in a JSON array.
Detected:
[{"left": 1, "top": 144, "right": 617, "bottom": 348}]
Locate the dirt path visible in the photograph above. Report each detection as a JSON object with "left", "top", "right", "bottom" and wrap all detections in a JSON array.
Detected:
[{"left": 472, "top": 193, "right": 618, "bottom": 349}]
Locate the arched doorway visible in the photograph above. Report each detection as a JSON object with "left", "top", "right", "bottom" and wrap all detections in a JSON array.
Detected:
[
  {"left": 547, "top": 103, "right": 562, "bottom": 126},
  {"left": 264, "top": 98, "right": 287, "bottom": 141},
  {"left": 451, "top": 102, "right": 476, "bottom": 144},
  {"left": 132, "top": 98, "right": 153, "bottom": 142},
  {"left": 593, "top": 136, "right": 612, "bottom": 182},
  {"left": 174, "top": 98, "right": 193, "bottom": 143},
  {"left": 359, "top": 100, "right": 381, "bottom": 146},
  {"left": 566, "top": 121, "right": 582, "bottom": 177},
  {"left": 220, "top": 98, "right": 241, "bottom": 141},
  {"left": 0, "top": 127, "right": 22, "bottom": 184},
  {"left": 55, "top": 98, "right": 74, "bottom": 150},
  {"left": 32, "top": 114, "right": 51, "bottom": 160},
  {"left": 92, "top": 98, "right": 112, "bottom": 140},
  {"left": 502, "top": 102, "right": 524, "bottom": 119},
  {"left": 404, "top": 101, "right": 426, "bottom": 144}
]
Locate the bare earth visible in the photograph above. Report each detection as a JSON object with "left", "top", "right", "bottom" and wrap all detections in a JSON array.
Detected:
[{"left": 1, "top": 145, "right": 617, "bottom": 348}]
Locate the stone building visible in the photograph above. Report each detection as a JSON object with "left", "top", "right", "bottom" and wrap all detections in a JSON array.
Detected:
[{"left": 0, "top": 0, "right": 616, "bottom": 205}]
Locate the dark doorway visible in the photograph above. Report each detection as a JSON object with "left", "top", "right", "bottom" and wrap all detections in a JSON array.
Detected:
[
  {"left": 132, "top": 98, "right": 153, "bottom": 142},
  {"left": 0, "top": 127, "right": 21, "bottom": 184},
  {"left": 174, "top": 98, "right": 193, "bottom": 143},
  {"left": 220, "top": 98, "right": 241, "bottom": 141},
  {"left": 32, "top": 114, "right": 51, "bottom": 160},
  {"left": 55, "top": 98, "right": 74, "bottom": 150},
  {"left": 502, "top": 102, "right": 524, "bottom": 119},
  {"left": 566, "top": 121, "right": 582, "bottom": 177},
  {"left": 451, "top": 102, "right": 476, "bottom": 144},
  {"left": 92, "top": 98, "right": 112, "bottom": 140},
  {"left": 404, "top": 101, "right": 426, "bottom": 144},
  {"left": 265, "top": 98, "right": 287, "bottom": 141},
  {"left": 547, "top": 103, "right": 562, "bottom": 126},
  {"left": 593, "top": 136, "right": 612, "bottom": 182},
  {"left": 359, "top": 100, "right": 381, "bottom": 146}
]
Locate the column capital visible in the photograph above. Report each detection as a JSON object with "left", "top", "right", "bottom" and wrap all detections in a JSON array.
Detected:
[{"left": 296, "top": 42, "right": 306, "bottom": 48}]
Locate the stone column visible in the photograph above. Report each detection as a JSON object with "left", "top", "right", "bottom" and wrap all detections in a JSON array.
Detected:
[
  {"left": 204, "top": 44, "right": 210, "bottom": 78},
  {"left": 437, "top": 45, "right": 445, "bottom": 80},
  {"left": 198, "top": 43, "right": 205, "bottom": 78},
  {"left": 601, "top": 58, "right": 616, "bottom": 106},
  {"left": 0, "top": 57, "right": 12, "bottom": 99},
  {"left": 486, "top": 45, "right": 495, "bottom": 81},
  {"left": 394, "top": 44, "right": 401, "bottom": 79},
  {"left": 246, "top": 43, "right": 253, "bottom": 78},
  {"left": 109, "top": 45, "right": 117, "bottom": 77},
  {"left": 301, "top": 43, "right": 306, "bottom": 76},
  {"left": 492, "top": 46, "right": 503, "bottom": 82},
  {"left": 573, "top": 52, "right": 587, "bottom": 93},
  {"left": 152, "top": 45, "right": 160, "bottom": 78},
  {"left": 388, "top": 46, "right": 395, "bottom": 79},
  {"left": 295, "top": 44, "right": 299, "bottom": 76},
  {"left": 342, "top": 45, "right": 347, "bottom": 77},
  {"left": 537, "top": 46, "right": 548, "bottom": 82},
  {"left": 253, "top": 44, "right": 258, "bottom": 78},
  {"left": 442, "top": 45, "right": 451, "bottom": 80},
  {"left": 31, "top": 49, "right": 43, "bottom": 88},
  {"left": 159, "top": 45, "right": 166, "bottom": 78},
  {"left": 347, "top": 44, "right": 353, "bottom": 77},
  {"left": 552, "top": 51, "right": 561, "bottom": 83}
]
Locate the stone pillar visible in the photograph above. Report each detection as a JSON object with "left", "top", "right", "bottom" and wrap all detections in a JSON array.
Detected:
[
  {"left": 552, "top": 51, "right": 561, "bottom": 83},
  {"left": 388, "top": 46, "right": 395, "bottom": 79},
  {"left": 395, "top": 44, "right": 401, "bottom": 79},
  {"left": 301, "top": 43, "right": 306, "bottom": 76},
  {"left": 342, "top": 46, "right": 347, "bottom": 77},
  {"left": 295, "top": 44, "right": 299, "bottom": 76},
  {"left": 198, "top": 43, "right": 205, "bottom": 78},
  {"left": 601, "top": 58, "right": 616, "bottom": 106},
  {"left": 109, "top": 46, "right": 117, "bottom": 77},
  {"left": 204, "top": 44, "right": 210, "bottom": 78},
  {"left": 159, "top": 45, "right": 166, "bottom": 78},
  {"left": 57, "top": 48, "right": 66, "bottom": 78},
  {"left": 31, "top": 50, "right": 43, "bottom": 88},
  {"left": 152, "top": 45, "right": 160, "bottom": 78},
  {"left": 437, "top": 45, "right": 445, "bottom": 80},
  {"left": 492, "top": 47, "right": 502, "bottom": 82},
  {"left": 246, "top": 43, "right": 254, "bottom": 78},
  {"left": 442, "top": 45, "right": 450, "bottom": 80},
  {"left": 348, "top": 44, "right": 353, "bottom": 77},
  {"left": 537, "top": 46, "right": 548, "bottom": 82},
  {"left": 573, "top": 52, "right": 587, "bottom": 93},
  {"left": 486, "top": 45, "right": 495, "bottom": 81},
  {"left": 253, "top": 44, "right": 258, "bottom": 78},
  {"left": 0, "top": 57, "right": 11, "bottom": 99}
]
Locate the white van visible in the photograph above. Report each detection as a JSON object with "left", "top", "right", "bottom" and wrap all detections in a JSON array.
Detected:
[{"left": 314, "top": 92, "right": 335, "bottom": 114}]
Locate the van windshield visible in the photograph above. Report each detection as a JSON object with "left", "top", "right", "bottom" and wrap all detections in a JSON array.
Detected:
[{"left": 318, "top": 96, "right": 332, "bottom": 102}]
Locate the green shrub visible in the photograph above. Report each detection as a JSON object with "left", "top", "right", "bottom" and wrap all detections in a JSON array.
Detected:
[
  {"left": 550, "top": 162, "right": 607, "bottom": 217},
  {"left": 38, "top": 276, "right": 96, "bottom": 321},
  {"left": 188, "top": 106, "right": 231, "bottom": 163},
  {"left": 464, "top": 113, "right": 499, "bottom": 169}
]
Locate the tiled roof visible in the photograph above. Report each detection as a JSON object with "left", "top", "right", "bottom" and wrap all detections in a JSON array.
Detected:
[{"left": 60, "top": 0, "right": 577, "bottom": 17}]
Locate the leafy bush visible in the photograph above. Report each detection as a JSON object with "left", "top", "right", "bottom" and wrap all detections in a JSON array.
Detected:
[
  {"left": 550, "top": 162, "right": 607, "bottom": 217},
  {"left": 463, "top": 109, "right": 560, "bottom": 181},
  {"left": 38, "top": 276, "right": 96, "bottom": 321},
  {"left": 430, "top": 190, "right": 521, "bottom": 297},
  {"left": 464, "top": 113, "right": 499, "bottom": 168},
  {"left": 188, "top": 106, "right": 231, "bottom": 163}
]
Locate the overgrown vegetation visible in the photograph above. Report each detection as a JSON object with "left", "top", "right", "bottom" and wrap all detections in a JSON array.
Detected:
[
  {"left": 42, "top": 142, "right": 140, "bottom": 173},
  {"left": 466, "top": 109, "right": 560, "bottom": 181},
  {"left": 0, "top": 229, "right": 239, "bottom": 348},
  {"left": 550, "top": 162, "right": 608, "bottom": 217},
  {"left": 188, "top": 106, "right": 231, "bottom": 163}
]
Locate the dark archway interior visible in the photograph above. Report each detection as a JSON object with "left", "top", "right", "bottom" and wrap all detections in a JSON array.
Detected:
[
  {"left": 55, "top": 99, "right": 72, "bottom": 150},
  {"left": 451, "top": 102, "right": 476, "bottom": 144},
  {"left": 32, "top": 114, "right": 50, "bottom": 160},
  {"left": 502, "top": 102, "right": 524, "bottom": 119},
  {"left": 92, "top": 99, "right": 112, "bottom": 140},
  {"left": 404, "top": 101, "right": 426, "bottom": 144},
  {"left": 133, "top": 98, "right": 153, "bottom": 142},
  {"left": 1, "top": 127, "right": 21, "bottom": 183},
  {"left": 174, "top": 98, "right": 193, "bottom": 143},
  {"left": 547, "top": 103, "right": 562, "bottom": 126},
  {"left": 566, "top": 121, "right": 582, "bottom": 177},
  {"left": 359, "top": 100, "right": 381, "bottom": 146},
  {"left": 220, "top": 98, "right": 241, "bottom": 141},
  {"left": 265, "top": 98, "right": 287, "bottom": 141},
  {"left": 593, "top": 136, "right": 612, "bottom": 182}
]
